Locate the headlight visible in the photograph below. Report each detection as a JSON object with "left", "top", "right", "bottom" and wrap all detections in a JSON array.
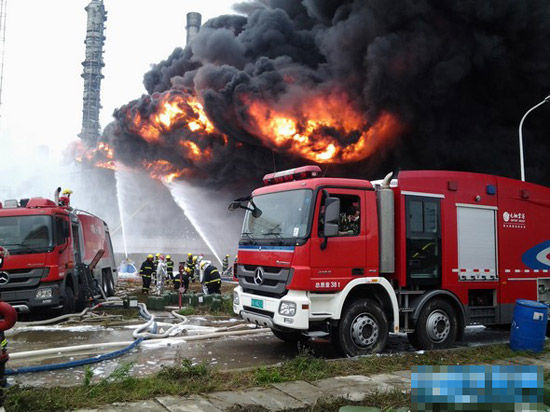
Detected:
[
  {"left": 36, "top": 288, "right": 53, "bottom": 299},
  {"left": 233, "top": 291, "right": 240, "bottom": 305},
  {"left": 279, "top": 301, "right": 296, "bottom": 317}
]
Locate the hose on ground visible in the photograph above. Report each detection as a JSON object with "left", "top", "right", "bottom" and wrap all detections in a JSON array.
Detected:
[
  {"left": 15, "top": 301, "right": 123, "bottom": 327},
  {"left": 5, "top": 337, "right": 144, "bottom": 376}
]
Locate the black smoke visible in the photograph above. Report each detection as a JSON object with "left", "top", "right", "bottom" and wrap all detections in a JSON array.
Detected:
[{"left": 102, "top": 0, "right": 550, "bottom": 187}]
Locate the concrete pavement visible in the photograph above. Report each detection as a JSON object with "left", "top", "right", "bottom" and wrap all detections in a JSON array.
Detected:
[{"left": 76, "top": 351, "right": 550, "bottom": 411}]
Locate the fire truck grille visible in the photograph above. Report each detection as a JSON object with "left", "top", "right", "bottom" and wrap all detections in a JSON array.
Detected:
[
  {"left": 0, "top": 268, "right": 46, "bottom": 290},
  {"left": 238, "top": 265, "right": 293, "bottom": 299}
]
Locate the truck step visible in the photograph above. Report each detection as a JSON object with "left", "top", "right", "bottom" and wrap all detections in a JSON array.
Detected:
[
  {"left": 304, "top": 331, "right": 330, "bottom": 338},
  {"left": 399, "top": 308, "right": 414, "bottom": 313}
]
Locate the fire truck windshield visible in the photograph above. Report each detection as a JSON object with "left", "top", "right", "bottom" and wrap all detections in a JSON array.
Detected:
[
  {"left": 0, "top": 215, "right": 53, "bottom": 254},
  {"left": 242, "top": 189, "right": 313, "bottom": 242}
]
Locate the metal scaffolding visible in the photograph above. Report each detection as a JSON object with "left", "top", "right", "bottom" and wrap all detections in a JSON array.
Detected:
[{"left": 79, "top": 0, "right": 107, "bottom": 147}]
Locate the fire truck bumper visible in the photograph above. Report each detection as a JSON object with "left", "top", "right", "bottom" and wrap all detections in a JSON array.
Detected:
[
  {"left": 233, "top": 286, "right": 310, "bottom": 330},
  {"left": 0, "top": 281, "right": 63, "bottom": 312}
]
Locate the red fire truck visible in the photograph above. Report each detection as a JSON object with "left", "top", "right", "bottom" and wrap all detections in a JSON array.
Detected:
[
  {"left": 0, "top": 188, "right": 117, "bottom": 314},
  {"left": 230, "top": 166, "right": 550, "bottom": 356}
]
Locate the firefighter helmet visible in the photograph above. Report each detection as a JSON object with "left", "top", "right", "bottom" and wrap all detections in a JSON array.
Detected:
[
  {"left": 156, "top": 253, "right": 160, "bottom": 257},
  {"left": 147, "top": 254, "right": 153, "bottom": 259},
  {"left": 187, "top": 252, "right": 192, "bottom": 256},
  {"left": 166, "top": 255, "right": 171, "bottom": 259},
  {"left": 200, "top": 260, "right": 211, "bottom": 270}
]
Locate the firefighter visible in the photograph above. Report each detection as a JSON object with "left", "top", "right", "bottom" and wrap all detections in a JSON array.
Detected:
[
  {"left": 186, "top": 253, "right": 197, "bottom": 282},
  {"left": 156, "top": 255, "right": 167, "bottom": 295},
  {"left": 153, "top": 253, "right": 160, "bottom": 285},
  {"left": 178, "top": 261, "right": 190, "bottom": 293},
  {"left": 338, "top": 205, "right": 360, "bottom": 236},
  {"left": 139, "top": 254, "right": 155, "bottom": 294},
  {"left": 58, "top": 189, "right": 73, "bottom": 207},
  {"left": 199, "top": 260, "right": 221, "bottom": 295},
  {"left": 166, "top": 255, "right": 174, "bottom": 288},
  {"left": 222, "top": 254, "right": 230, "bottom": 274}
]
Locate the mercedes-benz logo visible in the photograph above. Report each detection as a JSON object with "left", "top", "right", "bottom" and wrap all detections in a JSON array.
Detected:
[
  {"left": 254, "top": 267, "right": 265, "bottom": 286},
  {"left": 0, "top": 271, "right": 9, "bottom": 285}
]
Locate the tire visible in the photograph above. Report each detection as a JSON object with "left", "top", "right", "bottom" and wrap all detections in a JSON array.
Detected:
[
  {"left": 102, "top": 269, "right": 115, "bottom": 297},
  {"left": 409, "top": 298, "right": 458, "bottom": 350},
  {"left": 63, "top": 286, "right": 76, "bottom": 314},
  {"left": 75, "top": 285, "right": 87, "bottom": 312},
  {"left": 334, "top": 298, "right": 389, "bottom": 357},
  {"left": 271, "top": 329, "right": 309, "bottom": 343}
]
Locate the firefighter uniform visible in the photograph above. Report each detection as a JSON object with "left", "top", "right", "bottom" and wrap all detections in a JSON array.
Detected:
[
  {"left": 186, "top": 254, "right": 197, "bottom": 282},
  {"left": 201, "top": 261, "right": 221, "bottom": 295},
  {"left": 153, "top": 253, "right": 160, "bottom": 285},
  {"left": 177, "top": 262, "right": 189, "bottom": 292},
  {"left": 166, "top": 255, "right": 174, "bottom": 288},
  {"left": 139, "top": 255, "right": 156, "bottom": 294}
]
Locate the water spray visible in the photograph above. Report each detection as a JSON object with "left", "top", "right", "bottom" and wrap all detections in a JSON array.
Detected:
[
  {"left": 163, "top": 180, "right": 223, "bottom": 266},
  {"left": 114, "top": 165, "right": 129, "bottom": 258}
]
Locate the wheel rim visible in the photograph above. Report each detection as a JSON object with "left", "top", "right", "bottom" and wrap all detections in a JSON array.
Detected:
[
  {"left": 350, "top": 313, "right": 379, "bottom": 348},
  {"left": 426, "top": 309, "right": 450, "bottom": 342}
]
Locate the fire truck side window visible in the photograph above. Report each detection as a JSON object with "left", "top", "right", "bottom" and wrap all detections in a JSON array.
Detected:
[
  {"left": 55, "top": 218, "right": 65, "bottom": 246},
  {"left": 318, "top": 194, "right": 360, "bottom": 237},
  {"left": 406, "top": 196, "right": 442, "bottom": 286}
]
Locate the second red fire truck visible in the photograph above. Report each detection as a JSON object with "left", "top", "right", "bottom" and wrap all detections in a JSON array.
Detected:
[
  {"left": 0, "top": 188, "right": 117, "bottom": 315},
  {"left": 231, "top": 166, "right": 550, "bottom": 356}
]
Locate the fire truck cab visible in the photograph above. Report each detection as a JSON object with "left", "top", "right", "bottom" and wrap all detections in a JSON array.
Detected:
[
  {"left": 0, "top": 189, "right": 117, "bottom": 314},
  {"left": 231, "top": 166, "right": 550, "bottom": 356}
]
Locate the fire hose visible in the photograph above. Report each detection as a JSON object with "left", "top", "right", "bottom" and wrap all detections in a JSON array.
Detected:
[
  {"left": 5, "top": 302, "right": 155, "bottom": 376},
  {"left": 4, "top": 301, "right": 266, "bottom": 375}
]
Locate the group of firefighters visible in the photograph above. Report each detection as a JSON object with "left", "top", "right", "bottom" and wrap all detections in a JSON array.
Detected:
[{"left": 139, "top": 252, "right": 234, "bottom": 296}]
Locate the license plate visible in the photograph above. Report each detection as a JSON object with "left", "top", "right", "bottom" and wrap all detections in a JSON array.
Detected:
[{"left": 251, "top": 298, "right": 264, "bottom": 309}]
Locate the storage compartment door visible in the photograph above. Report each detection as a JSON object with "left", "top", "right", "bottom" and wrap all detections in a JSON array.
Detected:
[{"left": 457, "top": 206, "right": 497, "bottom": 281}]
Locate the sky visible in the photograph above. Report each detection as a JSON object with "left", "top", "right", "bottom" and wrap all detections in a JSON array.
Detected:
[{"left": 0, "top": 0, "right": 238, "bottom": 162}]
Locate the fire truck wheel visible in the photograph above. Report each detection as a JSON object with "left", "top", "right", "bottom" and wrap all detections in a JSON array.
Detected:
[
  {"left": 336, "top": 298, "right": 388, "bottom": 356},
  {"left": 271, "top": 329, "right": 309, "bottom": 343},
  {"left": 63, "top": 286, "right": 76, "bottom": 314},
  {"left": 410, "top": 298, "right": 458, "bottom": 350}
]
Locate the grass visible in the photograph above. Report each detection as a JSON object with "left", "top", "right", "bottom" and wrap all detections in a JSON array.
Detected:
[{"left": 5, "top": 343, "right": 546, "bottom": 411}]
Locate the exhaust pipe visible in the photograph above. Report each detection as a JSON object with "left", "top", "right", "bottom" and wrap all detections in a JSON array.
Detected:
[{"left": 54, "top": 187, "right": 61, "bottom": 205}]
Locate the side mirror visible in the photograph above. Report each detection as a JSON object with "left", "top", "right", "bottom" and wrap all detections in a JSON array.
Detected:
[
  {"left": 323, "top": 197, "right": 340, "bottom": 238},
  {"left": 228, "top": 202, "right": 241, "bottom": 211}
]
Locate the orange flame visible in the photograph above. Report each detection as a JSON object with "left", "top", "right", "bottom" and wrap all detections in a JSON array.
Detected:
[
  {"left": 245, "top": 91, "right": 402, "bottom": 163},
  {"left": 142, "top": 160, "right": 190, "bottom": 183},
  {"left": 125, "top": 91, "right": 217, "bottom": 143}
]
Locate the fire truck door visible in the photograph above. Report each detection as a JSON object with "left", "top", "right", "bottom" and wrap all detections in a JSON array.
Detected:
[
  {"left": 310, "top": 189, "right": 366, "bottom": 288},
  {"left": 405, "top": 196, "right": 442, "bottom": 287}
]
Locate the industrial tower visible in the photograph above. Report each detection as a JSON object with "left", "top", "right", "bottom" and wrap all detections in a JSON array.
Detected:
[
  {"left": 80, "top": 0, "right": 107, "bottom": 147},
  {"left": 186, "top": 12, "right": 201, "bottom": 46}
]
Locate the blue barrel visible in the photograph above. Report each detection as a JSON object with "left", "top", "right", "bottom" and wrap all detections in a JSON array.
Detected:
[{"left": 509, "top": 299, "right": 548, "bottom": 352}]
